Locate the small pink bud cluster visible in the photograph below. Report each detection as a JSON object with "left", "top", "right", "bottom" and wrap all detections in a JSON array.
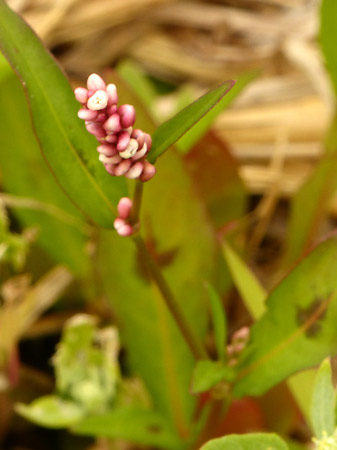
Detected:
[
  {"left": 74, "top": 74, "right": 156, "bottom": 181},
  {"left": 114, "top": 197, "right": 135, "bottom": 237},
  {"left": 227, "top": 326, "right": 250, "bottom": 367}
]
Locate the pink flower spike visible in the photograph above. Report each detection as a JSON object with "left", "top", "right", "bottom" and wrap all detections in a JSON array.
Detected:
[
  {"left": 103, "top": 114, "right": 121, "bottom": 133},
  {"left": 119, "top": 139, "right": 139, "bottom": 159},
  {"left": 85, "top": 122, "right": 106, "bottom": 138},
  {"left": 87, "top": 90, "right": 108, "bottom": 111},
  {"left": 116, "top": 131, "right": 131, "bottom": 152},
  {"left": 114, "top": 159, "right": 132, "bottom": 176},
  {"left": 114, "top": 218, "right": 133, "bottom": 237},
  {"left": 78, "top": 108, "right": 98, "bottom": 121},
  {"left": 140, "top": 161, "right": 156, "bottom": 182},
  {"left": 87, "top": 73, "right": 106, "bottom": 91},
  {"left": 106, "top": 84, "right": 118, "bottom": 106},
  {"left": 118, "top": 104, "right": 136, "bottom": 128},
  {"left": 74, "top": 87, "right": 88, "bottom": 104},
  {"left": 97, "top": 144, "right": 117, "bottom": 156},
  {"left": 125, "top": 162, "right": 144, "bottom": 179},
  {"left": 117, "top": 197, "right": 133, "bottom": 219}
]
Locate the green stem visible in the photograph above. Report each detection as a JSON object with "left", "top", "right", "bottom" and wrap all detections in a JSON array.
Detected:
[
  {"left": 130, "top": 181, "right": 144, "bottom": 226},
  {"left": 133, "top": 235, "right": 208, "bottom": 360}
]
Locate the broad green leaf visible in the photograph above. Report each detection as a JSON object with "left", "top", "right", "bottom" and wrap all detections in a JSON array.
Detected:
[
  {"left": 16, "top": 396, "right": 84, "bottom": 428},
  {"left": 0, "top": 1, "right": 127, "bottom": 228},
  {"left": 222, "top": 241, "right": 266, "bottom": 319},
  {"left": 177, "top": 72, "right": 258, "bottom": 153},
  {"left": 191, "top": 360, "right": 235, "bottom": 394},
  {"left": 234, "top": 237, "right": 337, "bottom": 397},
  {"left": 320, "top": 0, "right": 337, "bottom": 95},
  {"left": 184, "top": 132, "right": 247, "bottom": 229},
  {"left": 201, "top": 433, "right": 289, "bottom": 450},
  {"left": 72, "top": 407, "right": 182, "bottom": 450},
  {"left": 205, "top": 283, "right": 227, "bottom": 361},
  {"left": 0, "top": 54, "right": 90, "bottom": 275},
  {"left": 221, "top": 240, "right": 316, "bottom": 425},
  {"left": 97, "top": 75, "right": 215, "bottom": 436},
  {"left": 311, "top": 359, "right": 336, "bottom": 438},
  {"left": 148, "top": 80, "right": 235, "bottom": 163}
]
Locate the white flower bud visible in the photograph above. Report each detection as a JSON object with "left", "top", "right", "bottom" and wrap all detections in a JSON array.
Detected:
[
  {"left": 87, "top": 90, "right": 108, "bottom": 111},
  {"left": 119, "top": 139, "right": 138, "bottom": 159}
]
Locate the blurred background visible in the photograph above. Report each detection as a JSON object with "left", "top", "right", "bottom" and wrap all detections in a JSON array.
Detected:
[{"left": 1, "top": 0, "right": 335, "bottom": 449}]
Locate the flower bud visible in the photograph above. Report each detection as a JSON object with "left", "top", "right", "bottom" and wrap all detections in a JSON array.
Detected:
[
  {"left": 117, "top": 197, "right": 133, "bottom": 219},
  {"left": 114, "top": 159, "right": 132, "bottom": 176},
  {"left": 119, "top": 139, "right": 138, "bottom": 159},
  {"left": 85, "top": 122, "right": 106, "bottom": 138},
  {"left": 87, "top": 73, "right": 106, "bottom": 91},
  {"left": 78, "top": 108, "right": 98, "bottom": 121},
  {"left": 113, "top": 218, "right": 133, "bottom": 237},
  {"left": 125, "top": 162, "right": 144, "bottom": 179},
  {"left": 97, "top": 144, "right": 117, "bottom": 156},
  {"left": 118, "top": 104, "right": 136, "bottom": 128},
  {"left": 106, "top": 84, "right": 118, "bottom": 106},
  {"left": 74, "top": 87, "right": 88, "bottom": 104},
  {"left": 132, "top": 143, "right": 148, "bottom": 161},
  {"left": 117, "top": 131, "right": 131, "bottom": 152},
  {"left": 103, "top": 114, "right": 121, "bottom": 133},
  {"left": 140, "top": 161, "right": 156, "bottom": 182},
  {"left": 99, "top": 153, "right": 122, "bottom": 164},
  {"left": 87, "top": 90, "right": 108, "bottom": 111}
]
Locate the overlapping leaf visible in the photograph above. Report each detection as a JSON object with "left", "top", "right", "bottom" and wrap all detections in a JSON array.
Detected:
[{"left": 234, "top": 236, "right": 337, "bottom": 397}]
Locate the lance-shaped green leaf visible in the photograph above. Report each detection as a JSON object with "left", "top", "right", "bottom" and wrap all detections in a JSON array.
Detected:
[
  {"left": 311, "top": 358, "right": 336, "bottom": 439},
  {"left": 205, "top": 283, "right": 227, "bottom": 361},
  {"left": 0, "top": 1, "right": 127, "bottom": 228},
  {"left": 321, "top": 0, "right": 337, "bottom": 95},
  {"left": 191, "top": 360, "right": 235, "bottom": 394},
  {"left": 201, "top": 433, "right": 289, "bottom": 450},
  {"left": 72, "top": 407, "right": 183, "bottom": 450},
  {"left": 0, "top": 54, "right": 90, "bottom": 275},
  {"left": 148, "top": 80, "right": 235, "bottom": 163},
  {"left": 234, "top": 236, "right": 337, "bottom": 398}
]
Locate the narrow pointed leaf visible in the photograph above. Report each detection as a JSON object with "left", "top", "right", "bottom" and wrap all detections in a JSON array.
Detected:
[
  {"left": 148, "top": 80, "right": 235, "bottom": 163},
  {"left": 222, "top": 241, "right": 266, "bottom": 320},
  {"left": 191, "top": 360, "right": 235, "bottom": 394},
  {"left": 311, "top": 358, "right": 336, "bottom": 438},
  {"left": 206, "top": 283, "right": 227, "bottom": 361},
  {"left": 0, "top": 1, "right": 127, "bottom": 228}
]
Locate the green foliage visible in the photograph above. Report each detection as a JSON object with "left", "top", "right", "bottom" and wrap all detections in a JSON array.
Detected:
[
  {"left": 234, "top": 237, "right": 337, "bottom": 397},
  {"left": 191, "top": 360, "right": 235, "bottom": 394},
  {"left": 206, "top": 283, "right": 227, "bottom": 361},
  {"left": 0, "top": 54, "right": 90, "bottom": 275},
  {"left": 17, "top": 314, "right": 120, "bottom": 427},
  {"left": 0, "top": 1, "right": 127, "bottom": 228},
  {"left": 72, "top": 407, "right": 183, "bottom": 450},
  {"left": 200, "top": 433, "right": 289, "bottom": 450},
  {"left": 320, "top": 0, "right": 337, "bottom": 95},
  {"left": 148, "top": 80, "right": 235, "bottom": 163},
  {"left": 311, "top": 359, "right": 336, "bottom": 439},
  {"left": 222, "top": 241, "right": 266, "bottom": 319}
]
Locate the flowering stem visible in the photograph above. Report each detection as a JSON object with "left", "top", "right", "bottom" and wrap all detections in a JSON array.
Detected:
[
  {"left": 130, "top": 180, "right": 143, "bottom": 226},
  {"left": 133, "top": 235, "right": 208, "bottom": 360}
]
